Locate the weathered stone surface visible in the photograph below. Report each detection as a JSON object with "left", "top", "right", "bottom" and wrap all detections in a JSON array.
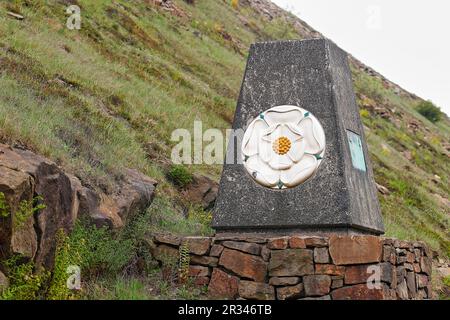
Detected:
[
  {"left": 212, "top": 39, "right": 384, "bottom": 235},
  {"left": 300, "top": 295, "right": 331, "bottom": 300},
  {"left": 396, "top": 266, "right": 406, "bottom": 283},
  {"left": 420, "top": 256, "right": 432, "bottom": 275},
  {"left": 416, "top": 274, "right": 428, "bottom": 289},
  {"left": 331, "top": 283, "right": 386, "bottom": 300},
  {"left": 0, "top": 270, "right": 9, "bottom": 292},
  {"left": 193, "top": 276, "right": 210, "bottom": 287},
  {"left": 190, "top": 255, "right": 218, "bottom": 267},
  {"left": 314, "top": 247, "right": 330, "bottom": 263},
  {"left": 239, "top": 281, "right": 275, "bottom": 300},
  {"left": 268, "top": 249, "right": 313, "bottom": 276},
  {"left": 305, "top": 237, "right": 328, "bottom": 247},
  {"left": 222, "top": 241, "right": 261, "bottom": 255},
  {"left": 315, "top": 264, "right": 345, "bottom": 276},
  {"left": 329, "top": 235, "right": 382, "bottom": 265},
  {"left": 414, "top": 249, "right": 421, "bottom": 262},
  {"left": 269, "top": 277, "right": 300, "bottom": 286},
  {"left": 261, "top": 246, "right": 271, "bottom": 261},
  {"left": 379, "top": 262, "right": 394, "bottom": 284},
  {"left": 277, "top": 283, "right": 304, "bottom": 300},
  {"left": 396, "top": 279, "right": 408, "bottom": 300},
  {"left": 189, "top": 265, "right": 210, "bottom": 277},
  {"left": 394, "top": 239, "right": 412, "bottom": 250},
  {"left": 154, "top": 234, "right": 181, "bottom": 246},
  {"left": 406, "top": 251, "right": 415, "bottom": 264},
  {"left": 289, "top": 236, "right": 306, "bottom": 248},
  {"left": 0, "top": 166, "right": 37, "bottom": 260},
  {"left": 185, "top": 237, "right": 211, "bottom": 255},
  {"left": 182, "top": 174, "right": 218, "bottom": 210},
  {"left": 344, "top": 265, "right": 375, "bottom": 285},
  {"left": 210, "top": 244, "right": 224, "bottom": 257},
  {"left": 153, "top": 244, "right": 179, "bottom": 262},
  {"left": 413, "top": 263, "right": 421, "bottom": 273},
  {"left": 382, "top": 245, "right": 396, "bottom": 264},
  {"left": 267, "top": 237, "right": 289, "bottom": 250},
  {"left": 406, "top": 272, "right": 416, "bottom": 298},
  {"left": 0, "top": 144, "right": 157, "bottom": 269},
  {"left": 303, "top": 275, "right": 331, "bottom": 296},
  {"left": 404, "top": 263, "right": 414, "bottom": 271},
  {"left": 208, "top": 268, "right": 239, "bottom": 299},
  {"left": 331, "top": 278, "right": 344, "bottom": 289},
  {"left": 219, "top": 248, "right": 267, "bottom": 282}
]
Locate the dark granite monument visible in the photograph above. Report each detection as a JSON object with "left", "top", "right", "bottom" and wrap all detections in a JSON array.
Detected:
[{"left": 212, "top": 39, "right": 384, "bottom": 235}]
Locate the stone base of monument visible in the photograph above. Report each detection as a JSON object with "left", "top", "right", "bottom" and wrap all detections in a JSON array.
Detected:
[{"left": 150, "top": 234, "right": 432, "bottom": 300}]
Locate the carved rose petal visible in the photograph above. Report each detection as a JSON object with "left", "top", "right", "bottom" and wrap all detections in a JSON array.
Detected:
[
  {"left": 242, "top": 118, "right": 269, "bottom": 157},
  {"left": 298, "top": 117, "right": 325, "bottom": 155},
  {"left": 280, "top": 154, "right": 318, "bottom": 187},
  {"left": 245, "top": 156, "right": 279, "bottom": 187},
  {"left": 264, "top": 105, "right": 304, "bottom": 126}
]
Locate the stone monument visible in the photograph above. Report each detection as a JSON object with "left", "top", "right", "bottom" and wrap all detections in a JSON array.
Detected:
[{"left": 212, "top": 39, "right": 384, "bottom": 235}]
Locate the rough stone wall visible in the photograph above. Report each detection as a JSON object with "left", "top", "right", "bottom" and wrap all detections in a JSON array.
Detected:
[{"left": 150, "top": 234, "right": 433, "bottom": 300}]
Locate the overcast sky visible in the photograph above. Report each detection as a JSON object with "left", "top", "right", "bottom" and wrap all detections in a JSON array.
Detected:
[{"left": 272, "top": 0, "right": 450, "bottom": 116}]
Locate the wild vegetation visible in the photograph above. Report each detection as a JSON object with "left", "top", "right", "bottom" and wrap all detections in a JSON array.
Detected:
[{"left": 0, "top": 0, "right": 448, "bottom": 299}]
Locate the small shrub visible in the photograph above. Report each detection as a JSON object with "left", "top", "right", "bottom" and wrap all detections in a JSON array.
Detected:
[
  {"left": 0, "top": 192, "right": 8, "bottom": 218},
  {"left": 167, "top": 165, "right": 193, "bottom": 188},
  {"left": 0, "top": 192, "right": 46, "bottom": 229},
  {"left": 0, "top": 256, "right": 49, "bottom": 300},
  {"left": 417, "top": 100, "right": 442, "bottom": 123}
]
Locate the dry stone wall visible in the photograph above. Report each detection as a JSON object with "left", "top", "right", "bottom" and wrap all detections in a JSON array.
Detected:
[{"left": 150, "top": 234, "right": 433, "bottom": 300}]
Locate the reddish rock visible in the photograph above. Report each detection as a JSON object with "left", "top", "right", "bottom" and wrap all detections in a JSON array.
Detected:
[
  {"left": 304, "top": 236, "right": 328, "bottom": 247},
  {"left": 382, "top": 245, "right": 396, "bottom": 264},
  {"left": 154, "top": 234, "right": 181, "bottom": 246},
  {"left": 331, "top": 277, "right": 344, "bottom": 289},
  {"left": 238, "top": 281, "right": 275, "bottom": 300},
  {"left": 344, "top": 264, "right": 376, "bottom": 285},
  {"left": 314, "top": 247, "right": 330, "bottom": 263},
  {"left": 329, "top": 235, "right": 382, "bottom": 265},
  {"left": 182, "top": 174, "right": 218, "bottom": 210},
  {"left": 303, "top": 275, "right": 331, "bottom": 296},
  {"left": 406, "top": 251, "right": 415, "bottom": 264},
  {"left": 379, "top": 262, "right": 394, "bottom": 284},
  {"left": 208, "top": 268, "right": 239, "bottom": 299},
  {"left": 222, "top": 241, "right": 261, "bottom": 255},
  {"left": 194, "top": 276, "right": 210, "bottom": 287},
  {"left": 189, "top": 265, "right": 210, "bottom": 277},
  {"left": 219, "top": 248, "right": 267, "bottom": 282},
  {"left": 184, "top": 237, "right": 211, "bottom": 255},
  {"left": 315, "top": 264, "right": 345, "bottom": 276},
  {"left": 416, "top": 274, "right": 428, "bottom": 288},
  {"left": 289, "top": 236, "right": 306, "bottom": 248},
  {"left": 261, "top": 246, "right": 271, "bottom": 261},
  {"left": 0, "top": 166, "right": 37, "bottom": 260},
  {"left": 210, "top": 244, "right": 224, "bottom": 257},
  {"left": 394, "top": 239, "right": 412, "bottom": 250},
  {"left": 396, "top": 279, "right": 408, "bottom": 300},
  {"left": 267, "top": 237, "right": 289, "bottom": 249},
  {"left": 413, "top": 263, "right": 421, "bottom": 273},
  {"left": 406, "top": 272, "right": 416, "bottom": 298},
  {"left": 269, "top": 277, "right": 300, "bottom": 286},
  {"left": 268, "top": 249, "right": 313, "bottom": 277},
  {"left": 420, "top": 256, "right": 432, "bottom": 275},
  {"left": 190, "top": 255, "right": 218, "bottom": 267},
  {"left": 331, "top": 283, "right": 387, "bottom": 300},
  {"left": 276, "top": 283, "right": 304, "bottom": 300}
]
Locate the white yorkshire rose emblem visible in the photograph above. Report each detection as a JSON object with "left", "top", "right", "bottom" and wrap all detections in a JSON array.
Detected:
[{"left": 242, "top": 105, "right": 326, "bottom": 189}]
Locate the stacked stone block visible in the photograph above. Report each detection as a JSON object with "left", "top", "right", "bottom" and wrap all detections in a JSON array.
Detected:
[{"left": 149, "top": 234, "right": 433, "bottom": 300}]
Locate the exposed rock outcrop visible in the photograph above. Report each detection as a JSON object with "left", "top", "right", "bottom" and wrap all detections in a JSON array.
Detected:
[{"left": 0, "top": 144, "right": 157, "bottom": 268}]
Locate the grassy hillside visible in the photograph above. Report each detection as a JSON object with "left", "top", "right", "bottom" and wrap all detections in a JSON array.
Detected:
[{"left": 0, "top": 0, "right": 448, "bottom": 264}]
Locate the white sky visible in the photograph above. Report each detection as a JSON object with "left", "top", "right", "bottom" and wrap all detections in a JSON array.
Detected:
[{"left": 271, "top": 0, "right": 450, "bottom": 116}]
